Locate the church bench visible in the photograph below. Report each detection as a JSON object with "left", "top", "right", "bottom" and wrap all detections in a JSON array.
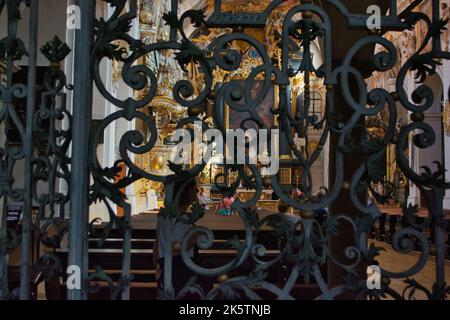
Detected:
[
  {"left": 47, "top": 223, "right": 326, "bottom": 300},
  {"left": 55, "top": 280, "right": 321, "bottom": 300},
  {"left": 54, "top": 248, "right": 282, "bottom": 272},
  {"left": 56, "top": 281, "right": 321, "bottom": 300},
  {"left": 88, "top": 238, "right": 235, "bottom": 250}
]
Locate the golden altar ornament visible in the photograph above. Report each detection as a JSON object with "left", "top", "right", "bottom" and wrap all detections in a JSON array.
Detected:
[
  {"left": 151, "top": 155, "right": 165, "bottom": 170},
  {"left": 443, "top": 99, "right": 450, "bottom": 136}
]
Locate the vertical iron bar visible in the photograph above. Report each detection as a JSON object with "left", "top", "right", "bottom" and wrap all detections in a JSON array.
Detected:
[
  {"left": 68, "top": 0, "right": 95, "bottom": 300},
  {"left": 170, "top": 0, "right": 178, "bottom": 42},
  {"left": 121, "top": 203, "right": 131, "bottom": 300},
  {"left": 0, "top": 0, "right": 19, "bottom": 300},
  {"left": 432, "top": 0, "right": 442, "bottom": 51},
  {"left": 214, "top": 0, "right": 221, "bottom": 13},
  {"left": 434, "top": 189, "right": 445, "bottom": 299},
  {"left": 432, "top": 0, "right": 444, "bottom": 298},
  {"left": 20, "top": 0, "right": 39, "bottom": 300},
  {"left": 389, "top": 0, "right": 397, "bottom": 16},
  {"left": 163, "top": 181, "right": 175, "bottom": 297},
  {"left": 0, "top": 200, "right": 8, "bottom": 299}
]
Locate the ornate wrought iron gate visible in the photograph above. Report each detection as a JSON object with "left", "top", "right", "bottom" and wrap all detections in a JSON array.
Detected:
[{"left": 0, "top": 0, "right": 449, "bottom": 300}]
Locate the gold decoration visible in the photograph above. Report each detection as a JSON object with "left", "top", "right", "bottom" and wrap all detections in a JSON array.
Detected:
[
  {"left": 148, "top": 96, "right": 187, "bottom": 142},
  {"left": 300, "top": 210, "right": 315, "bottom": 219},
  {"left": 263, "top": 176, "right": 271, "bottom": 188},
  {"left": 279, "top": 168, "right": 292, "bottom": 185},
  {"left": 210, "top": 53, "right": 265, "bottom": 84},
  {"left": 443, "top": 100, "right": 450, "bottom": 136},
  {"left": 211, "top": 0, "right": 271, "bottom": 13},
  {"left": 111, "top": 43, "right": 122, "bottom": 89},
  {"left": 199, "top": 166, "right": 211, "bottom": 184},
  {"left": 140, "top": 179, "right": 152, "bottom": 194},
  {"left": 342, "top": 181, "right": 350, "bottom": 191},
  {"left": 150, "top": 155, "right": 165, "bottom": 171},
  {"left": 217, "top": 274, "right": 229, "bottom": 283},
  {"left": 172, "top": 241, "right": 181, "bottom": 253},
  {"left": 133, "top": 95, "right": 188, "bottom": 178},
  {"left": 367, "top": 126, "right": 385, "bottom": 137},
  {"left": 307, "top": 140, "right": 319, "bottom": 155}
]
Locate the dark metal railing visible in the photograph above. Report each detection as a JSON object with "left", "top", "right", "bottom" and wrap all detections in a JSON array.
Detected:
[{"left": 0, "top": 0, "right": 449, "bottom": 300}]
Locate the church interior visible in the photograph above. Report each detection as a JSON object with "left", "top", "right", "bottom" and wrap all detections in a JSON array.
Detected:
[{"left": 1, "top": 0, "right": 450, "bottom": 301}]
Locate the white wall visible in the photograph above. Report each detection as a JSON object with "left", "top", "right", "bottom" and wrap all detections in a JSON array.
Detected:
[
  {"left": 439, "top": 59, "right": 450, "bottom": 209},
  {"left": 418, "top": 74, "right": 444, "bottom": 174},
  {"left": 0, "top": 0, "right": 67, "bottom": 67},
  {"left": 88, "top": 1, "right": 141, "bottom": 221}
]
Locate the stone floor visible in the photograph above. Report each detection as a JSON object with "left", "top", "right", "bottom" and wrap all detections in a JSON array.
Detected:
[{"left": 372, "top": 240, "right": 450, "bottom": 300}]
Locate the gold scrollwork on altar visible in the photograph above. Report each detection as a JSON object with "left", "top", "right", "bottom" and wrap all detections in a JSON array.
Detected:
[
  {"left": 443, "top": 99, "right": 450, "bottom": 136},
  {"left": 133, "top": 95, "right": 187, "bottom": 176}
]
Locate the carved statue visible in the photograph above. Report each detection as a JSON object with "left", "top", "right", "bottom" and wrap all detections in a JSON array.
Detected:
[
  {"left": 289, "top": 133, "right": 305, "bottom": 158},
  {"left": 147, "top": 186, "right": 158, "bottom": 211}
]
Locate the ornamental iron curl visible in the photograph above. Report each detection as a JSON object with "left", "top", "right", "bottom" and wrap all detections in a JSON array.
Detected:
[
  {"left": 0, "top": 0, "right": 449, "bottom": 300},
  {"left": 87, "top": 0, "right": 450, "bottom": 300}
]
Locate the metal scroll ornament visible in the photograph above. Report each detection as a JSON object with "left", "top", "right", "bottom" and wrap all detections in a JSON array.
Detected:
[
  {"left": 0, "top": 0, "right": 449, "bottom": 300},
  {"left": 85, "top": 0, "right": 450, "bottom": 300}
]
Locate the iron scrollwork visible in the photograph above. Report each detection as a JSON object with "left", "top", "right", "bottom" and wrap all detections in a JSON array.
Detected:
[
  {"left": 0, "top": 0, "right": 31, "bottom": 299},
  {"left": 0, "top": 0, "right": 449, "bottom": 300},
  {"left": 0, "top": 0, "right": 74, "bottom": 298},
  {"left": 86, "top": 0, "right": 450, "bottom": 301}
]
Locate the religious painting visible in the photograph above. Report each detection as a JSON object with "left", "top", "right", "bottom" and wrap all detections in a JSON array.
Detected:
[
  {"left": 226, "top": 80, "right": 274, "bottom": 130},
  {"left": 279, "top": 168, "right": 292, "bottom": 185}
]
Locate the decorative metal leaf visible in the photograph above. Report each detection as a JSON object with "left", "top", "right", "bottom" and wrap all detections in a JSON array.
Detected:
[
  {"left": 185, "top": 10, "right": 205, "bottom": 28},
  {"left": 40, "top": 36, "right": 71, "bottom": 64},
  {"left": 0, "top": 36, "right": 28, "bottom": 61},
  {"left": 162, "top": 11, "right": 180, "bottom": 29}
]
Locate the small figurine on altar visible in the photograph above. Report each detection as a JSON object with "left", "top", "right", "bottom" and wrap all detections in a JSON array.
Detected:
[
  {"left": 292, "top": 133, "right": 306, "bottom": 157},
  {"left": 147, "top": 186, "right": 158, "bottom": 211}
]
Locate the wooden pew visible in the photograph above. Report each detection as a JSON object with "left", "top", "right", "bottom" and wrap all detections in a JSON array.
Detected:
[{"left": 48, "top": 226, "right": 324, "bottom": 300}]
